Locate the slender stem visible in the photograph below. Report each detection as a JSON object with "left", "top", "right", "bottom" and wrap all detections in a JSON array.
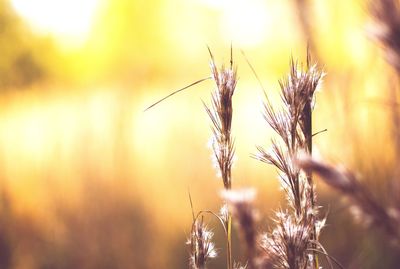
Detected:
[
  {"left": 227, "top": 212, "right": 233, "bottom": 269},
  {"left": 304, "top": 102, "right": 319, "bottom": 269},
  {"left": 390, "top": 83, "right": 400, "bottom": 202},
  {"left": 304, "top": 103, "right": 314, "bottom": 204},
  {"left": 225, "top": 133, "right": 233, "bottom": 269}
]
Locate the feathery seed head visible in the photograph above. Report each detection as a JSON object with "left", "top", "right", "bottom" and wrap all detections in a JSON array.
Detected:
[
  {"left": 233, "top": 262, "right": 248, "bottom": 269},
  {"left": 369, "top": 0, "right": 400, "bottom": 72},
  {"left": 205, "top": 49, "right": 238, "bottom": 190},
  {"left": 220, "top": 203, "right": 229, "bottom": 223},
  {"left": 188, "top": 218, "right": 217, "bottom": 269},
  {"left": 260, "top": 211, "right": 313, "bottom": 269},
  {"left": 296, "top": 155, "right": 356, "bottom": 193}
]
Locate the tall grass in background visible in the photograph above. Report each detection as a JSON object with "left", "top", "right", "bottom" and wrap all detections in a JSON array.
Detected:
[{"left": 298, "top": 0, "right": 400, "bottom": 249}]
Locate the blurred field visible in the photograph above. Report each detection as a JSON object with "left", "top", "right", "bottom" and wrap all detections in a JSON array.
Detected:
[{"left": 0, "top": 0, "right": 399, "bottom": 268}]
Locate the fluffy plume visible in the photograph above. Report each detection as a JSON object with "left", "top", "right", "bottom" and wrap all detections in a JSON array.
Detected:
[
  {"left": 298, "top": 156, "right": 400, "bottom": 245},
  {"left": 188, "top": 217, "right": 217, "bottom": 269},
  {"left": 255, "top": 57, "right": 323, "bottom": 215},
  {"left": 255, "top": 54, "right": 325, "bottom": 268},
  {"left": 204, "top": 48, "right": 237, "bottom": 190},
  {"left": 233, "top": 262, "right": 248, "bottom": 269},
  {"left": 260, "top": 211, "right": 313, "bottom": 269}
]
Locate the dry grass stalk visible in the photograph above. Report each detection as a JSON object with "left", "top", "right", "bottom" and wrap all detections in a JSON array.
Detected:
[
  {"left": 255, "top": 53, "right": 324, "bottom": 268},
  {"left": 369, "top": 0, "right": 400, "bottom": 203},
  {"left": 188, "top": 216, "right": 217, "bottom": 269},
  {"left": 369, "top": 0, "right": 400, "bottom": 73},
  {"left": 223, "top": 189, "right": 258, "bottom": 269},
  {"left": 204, "top": 47, "right": 237, "bottom": 269},
  {"left": 145, "top": 48, "right": 237, "bottom": 269},
  {"left": 298, "top": 156, "right": 400, "bottom": 246}
]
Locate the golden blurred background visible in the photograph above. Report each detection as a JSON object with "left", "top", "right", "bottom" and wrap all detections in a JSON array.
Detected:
[{"left": 0, "top": 0, "right": 399, "bottom": 268}]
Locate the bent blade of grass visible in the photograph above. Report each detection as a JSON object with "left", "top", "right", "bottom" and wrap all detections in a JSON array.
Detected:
[{"left": 144, "top": 77, "right": 211, "bottom": 111}]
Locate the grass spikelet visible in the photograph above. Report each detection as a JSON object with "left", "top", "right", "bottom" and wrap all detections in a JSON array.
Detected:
[
  {"left": 260, "top": 210, "right": 313, "bottom": 269},
  {"left": 188, "top": 217, "right": 218, "bottom": 269},
  {"left": 204, "top": 47, "right": 237, "bottom": 190},
  {"left": 254, "top": 52, "right": 325, "bottom": 268},
  {"left": 204, "top": 46, "right": 238, "bottom": 269}
]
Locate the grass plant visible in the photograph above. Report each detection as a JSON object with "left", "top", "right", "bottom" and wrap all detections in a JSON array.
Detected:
[{"left": 145, "top": 2, "right": 400, "bottom": 268}]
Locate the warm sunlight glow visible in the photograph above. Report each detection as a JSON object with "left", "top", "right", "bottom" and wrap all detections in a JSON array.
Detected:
[
  {"left": 0, "top": 0, "right": 397, "bottom": 267},
  {"left": 11, "top": 0, "right": 100, "bottom": 46},
  {"left": 200, "top": 0, "right": 270, "bottom": 47},
  {"left": 221, "top": 0, "right": 269, "bottom": 47}
]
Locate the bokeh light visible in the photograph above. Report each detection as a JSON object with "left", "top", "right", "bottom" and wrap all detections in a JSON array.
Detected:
[
  {"left": 0, "top": 0, "right": 398, "bottom": 268},
  {"left": 11, "top": 0, "right": 101, "bottom": 46}
]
